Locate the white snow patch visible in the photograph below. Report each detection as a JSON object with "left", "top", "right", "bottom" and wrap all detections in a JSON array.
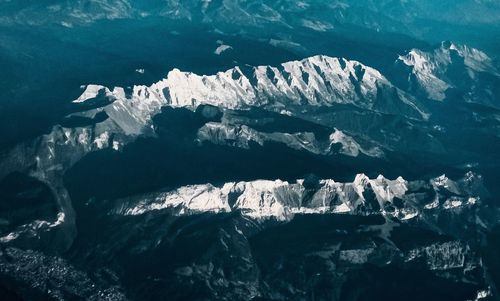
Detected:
[
  {"left": 302, "top": 19, "right": 333, "bottom": 31},
  {"left": 443, "top": 198, "right": 463, "bottom": 209},
  {"left": 214, "top": 44, "right": 232, "bottom": 55},
  {"left": 0, "top": 232, "right": 19, "bottom": 243},
  {"left": 73, "top": 85, "right": 108, "bottom": 103},
  {"left": 112, "top": 141, "right": 121, "bottom": 151},
  {"left": 94, "top": 131, "right": 109, "bottom": 149},
  {"left": 333, "top": 202, "right": 351, "bottom": 213}
]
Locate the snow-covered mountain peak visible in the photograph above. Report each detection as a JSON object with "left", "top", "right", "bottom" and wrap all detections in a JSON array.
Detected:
[{"left": 439, "top": 41, "right": 496, "bottom": 73}]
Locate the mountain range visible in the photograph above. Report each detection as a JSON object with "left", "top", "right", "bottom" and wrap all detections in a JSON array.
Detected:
[{"left": 0, "top": 2, "right": 500, "bottom": 300}]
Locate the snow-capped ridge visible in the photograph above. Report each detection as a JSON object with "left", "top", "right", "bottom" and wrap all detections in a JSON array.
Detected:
[
  {"left": 397, "top": 41, "right": 500, "bottom": 103},
  {"left": 196, "top": 122, "right": 384, "bottom": 158},
  {"left": 73, "top": 85, "right": 111, "bottom": 103},
  {"left": 59, "top": 53, "right": 427, "bottom": 163},
  {"left": 162, "top": 55, "right": 427, "bottom": 119},
  {"left": 61, "top": 54, "right": 431, "bottom": 157},
  {"left": 117, "top": 172, "right": 484, "bottom": 222}
]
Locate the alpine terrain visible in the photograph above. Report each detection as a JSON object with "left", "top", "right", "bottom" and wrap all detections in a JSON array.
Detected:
[{"left": 0, "top": 1, "right": 499, "bottom": 300}]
